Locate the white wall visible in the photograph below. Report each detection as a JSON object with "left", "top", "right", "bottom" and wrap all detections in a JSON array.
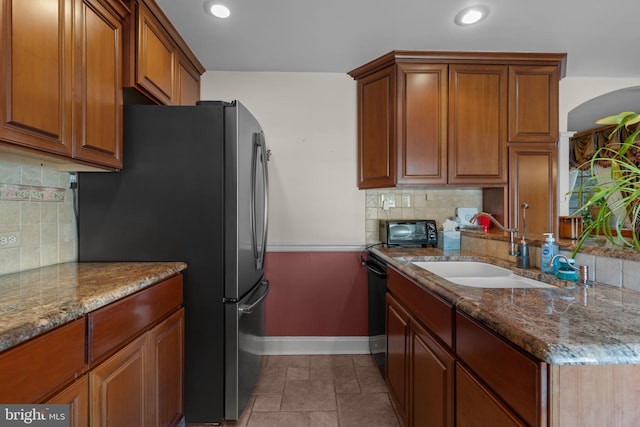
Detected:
[
  {"left": 559, "top": 77, "right": 640, "bottom": 132},
  {"left": 201, "top": 72, "right": 364, "bottom": 248}
]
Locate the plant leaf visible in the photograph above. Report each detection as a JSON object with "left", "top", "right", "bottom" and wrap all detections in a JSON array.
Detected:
[{"left": 596, "top": 111, "right": 637, "bottom": 125}]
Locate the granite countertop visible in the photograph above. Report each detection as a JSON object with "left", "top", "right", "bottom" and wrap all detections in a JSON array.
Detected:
[
  {"left": 0, "top": 261, "right": 187, "bottom": 353},
  {"left": 373, "top": 246, "right": 640, "bottom": 366}
]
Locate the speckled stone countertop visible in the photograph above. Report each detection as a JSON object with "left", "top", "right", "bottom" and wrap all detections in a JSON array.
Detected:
[
  {"left": 372, "top": 246, "right": 640, "bottom": 366},
  {"left": 0, "top": 262, "right": 187, "bottom": 353}
]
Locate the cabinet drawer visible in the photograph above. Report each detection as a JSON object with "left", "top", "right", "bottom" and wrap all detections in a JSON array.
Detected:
[
  {"left": 456, "top": 311, "right": 546, "bottom": 427},
  {"left": 456, "top": 363, "right": 526, "bottom": 427},
  {"left": 388, "top": 267, "right": 453, "bottom": 347},
  {"left": 0, "top": 318, "right": 85, "bottom": 403},
  {"left": 88, "top": 274, "right": 183, "bottom": 364}
]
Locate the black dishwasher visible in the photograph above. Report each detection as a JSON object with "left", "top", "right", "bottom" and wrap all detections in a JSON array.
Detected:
[{"left": 363, "top": 249, "right": 388, "bottom": 376}]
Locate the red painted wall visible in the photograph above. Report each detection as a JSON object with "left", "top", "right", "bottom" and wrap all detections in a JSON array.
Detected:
[{"left": 263, "top": 251, "right": 368, "bottom": 336}]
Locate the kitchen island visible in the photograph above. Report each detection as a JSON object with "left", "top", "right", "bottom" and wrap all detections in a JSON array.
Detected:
[
  {"left": 374, "top": 245, "right": 640, "bottom": 427},
  {"left": 0, "top": 261, "right": 187, "bottom": 427}
]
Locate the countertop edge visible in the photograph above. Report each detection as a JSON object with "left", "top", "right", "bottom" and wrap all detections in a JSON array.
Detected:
[
  {"left": 0, "top": 262, "right": 187, "bottom": 353},
  {"left": 372, "top": 247, "right": 640, "bottom": 366}
]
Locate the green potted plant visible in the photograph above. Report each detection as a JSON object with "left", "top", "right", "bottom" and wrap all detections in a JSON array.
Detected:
[{"left": 573, "top": 111, "right": 640, "bottom": 255}]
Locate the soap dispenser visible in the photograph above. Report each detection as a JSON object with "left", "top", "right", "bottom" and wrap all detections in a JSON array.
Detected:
[{"left": 540, "top": 232, "right": 559, "bottom": 273}]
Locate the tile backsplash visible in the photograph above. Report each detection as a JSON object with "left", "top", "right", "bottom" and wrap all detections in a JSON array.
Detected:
[
  {"left": 0, "top": 160, "right": 77, "bottom": 275},
  {"left": 365, "top": 188, "right": 482, "bottom": 245}
]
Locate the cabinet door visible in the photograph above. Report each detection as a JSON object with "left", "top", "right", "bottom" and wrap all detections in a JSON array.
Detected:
[
  {"left": 448, "top": 64, "right": 507, "bottom": 185},
  {"left": 509, "top": 144, "right": 557, "bottom": 237},
  {"left": 397, "top": 63, "right": 448, "bottom": 185},
  {"left": 456, "top": 364, "right": 527, "bottom": 427},
  {"left": 0, "top": 0, "right": 73, "bottom": 156},
  {"left": 357, "top": 66, "right": 396, "bottom": 188},
  {"left": 410, "top": 321, "right": 454, "bottom": 427},
  {"left": 386, "top": 293, "right": 409, "bottom": 426},
  {"left": 135, "top": 2, "right": 175, "bottom": 105},
  {"left": 90, "top": 333, "right": 149, "bottom": 427},
  {"left": 149, "top": 308, "right": 185, "bottom": 427},
  {"left": 508, "top": 65, "right": 559, "bottom": 143},
  {"left": 47, "top": 376, "right": 89, "bottom": 427},
  {"left": 72, "top": 0, "right": 123, "bottom": 169},
  {"left": 176, "top": 57, "right": 200, "bottom": 105}
]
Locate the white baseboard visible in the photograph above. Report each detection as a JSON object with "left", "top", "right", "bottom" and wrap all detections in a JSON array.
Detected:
[{"left": 262, "top": 336, "right": 370, "bottom": 355}]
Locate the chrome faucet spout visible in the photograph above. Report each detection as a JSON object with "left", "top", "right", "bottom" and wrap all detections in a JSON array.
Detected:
[{"left": 470, "top": 212, "right": 519, "bottom": 256}]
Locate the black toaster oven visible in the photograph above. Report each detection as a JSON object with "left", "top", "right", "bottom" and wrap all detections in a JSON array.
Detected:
[{"left": 379, "top": 219, "right": 437, "bottom": 247}]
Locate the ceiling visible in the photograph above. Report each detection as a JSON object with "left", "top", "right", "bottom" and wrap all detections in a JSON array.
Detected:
[{"left": 155, "top": 0, "right": 640, "bottom": 131}]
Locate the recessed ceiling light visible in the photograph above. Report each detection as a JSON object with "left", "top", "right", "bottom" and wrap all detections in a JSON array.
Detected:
[
  {"left": 203, "top": 0, "right": 231, "bottom": 19},
  {"left": 454, "top": 5, "right": 489, "bottom": 26}
]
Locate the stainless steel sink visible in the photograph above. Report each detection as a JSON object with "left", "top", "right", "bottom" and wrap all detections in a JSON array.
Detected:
[{"left": 412, "top": 261, "right": 555, "bottom": 289}]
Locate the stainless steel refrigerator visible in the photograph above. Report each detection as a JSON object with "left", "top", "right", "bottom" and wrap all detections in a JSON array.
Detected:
[{"left": 77, "top": 101, "right": 269, "bottom": 424}]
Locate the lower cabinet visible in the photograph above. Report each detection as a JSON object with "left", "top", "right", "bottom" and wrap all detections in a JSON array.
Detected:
[
  {"left": 386, "top": 293, "right": 410, "bottom": 426},
  {"left": 90, "top": 332, "right": 148, "bottom": 426},
  {"left": 456, "top": 364, "right": 526, "bottom": 427},
  {"left": 89, "top": 307, "right": 185, "bottom": 427},
  {"left": 386, "top": 266, "right": 543, "bottom": 427},
  {"left": 149, "top": 308, "right": 185, "bottom": 427},
  {"left": 386, "top": 267, "right": 455, "bottom": 427},
  {"left": 411, "top": 319, "right": 455, "bottom": 427},
  {"left": 47, "top": 376, "right": 90, "bottom": 427}
]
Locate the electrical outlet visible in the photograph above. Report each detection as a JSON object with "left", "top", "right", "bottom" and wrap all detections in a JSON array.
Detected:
[{"left": 0, "top": 232, "right": 20, "bottom": 248}]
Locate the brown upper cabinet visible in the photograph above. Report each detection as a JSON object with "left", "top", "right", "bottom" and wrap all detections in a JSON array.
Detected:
[
  {"left": 0, "top": 0, "right": 128, "bottom": 169},
  {"left": 348, "top": 51, "right": 567, "bottom": 189},
  {"left": 124, "top": 0, "right": 205, "bottom": 106},
  {"left": 0, "top": 0, "right": 204, "bottom": 170},
  {"left": 508, "top": 65, "right": 559, "bottom": 143}
]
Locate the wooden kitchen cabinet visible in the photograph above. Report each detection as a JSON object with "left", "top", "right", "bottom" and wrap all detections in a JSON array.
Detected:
[
  {"left": 456, "top": 363, "right": 526, "bottom": 427},
  {"left": 133, "top": 1, "right": 175, "bottom": 104},
  {"left": 456, "top": 311, "right": 547, "bottom": 427},
  {"left": 386, "top": 267, "right": 455, "bottom": 427},
  {"left": 124, "top": 0, "right": 204, "bottom": 105},
  {"left": 90, "top": 332, "right": 149, "bottom": 427},
  {"left": 396, "top": 63, "right": 448, "bottom": 185},
  {"left": 47, "top": 376, "right": 90, "bottom": 427},
  {"left": 176, "top": 57, "right": 201, "bottom": 105},
  {"left": 386, "top": 292, "right": 410, "bottom": 426},
  {"left": 509, "top": 144, "right": 558, "bottom": 236},
  {"left": 410, "top": 318, "right": 455, "bottom": 427},
  {"left": 508, "top": 65, "right": 559, "bottom": 143},
  {"left": 149, "top": 308, "right": 185, "bottom": 427},
  {"left": 89, "top": 307, "right": 185, "bottom": 427},
  {"left": 0, "top": 0, "right": 126, "bottom": 169},
  {"left": 349, "top": 51, "right": 565, "bottom": 190},
  {"left": 0, "top": 318, "right": 86, "bottom": 403},
  {"left": 0, "top": 0, "right": 73, "bottom": 157},
  {"left": 88, "top": 274, "right": 184, "bottom": 427},
  {"left": 349, "top": 51, "right": 566, "bottom": 188},
  {"left": 448, "top": 64, "right": 507, "bottom": 185},
  {"left": 72, "top": 0, "right": 126, "bottom": 169},
  {"left": 355, "top": 65, "right": 396, "bottom": 188}
]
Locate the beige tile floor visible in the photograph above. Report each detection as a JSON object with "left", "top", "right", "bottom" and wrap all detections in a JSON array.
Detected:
[{"left": 189, "top": 354, "right": 401, "bottom": 427}]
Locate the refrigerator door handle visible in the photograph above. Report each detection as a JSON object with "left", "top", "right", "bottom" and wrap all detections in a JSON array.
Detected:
[
  {"left": 238, "top": 280, "right": 270, "bottom": 315},
  {"left": 251, "top": 132, "right": 269, "bottom": 270}
]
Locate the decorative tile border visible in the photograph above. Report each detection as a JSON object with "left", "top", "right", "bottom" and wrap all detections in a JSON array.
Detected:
[{"left": 0, "top": 183, "right": 66, "bottom": 202}]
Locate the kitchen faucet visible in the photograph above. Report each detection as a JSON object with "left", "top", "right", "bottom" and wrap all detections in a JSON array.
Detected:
[{"left": 470, "top": 212, "right": 519, "bottom": 256}]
